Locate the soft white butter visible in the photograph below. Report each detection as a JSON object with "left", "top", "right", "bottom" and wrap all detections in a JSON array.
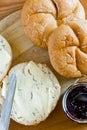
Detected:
[
  {"left": 0, "top": 39, "right": 11, "bottom": 78},
  {"left": 2, "top": 61, "right": 61, "bottom": 125}
]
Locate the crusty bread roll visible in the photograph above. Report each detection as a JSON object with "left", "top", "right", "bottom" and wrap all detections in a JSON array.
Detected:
[
  {"left": 1, "top": 61, "right": 61, "bottom": 125},
  {"left": 54, "top": 0, "right": 85, "bottom": 19},
  {"left": 0, "top": 35, "right": 12, "bottom": 83},
  {"left": 48, "top": 20, "right": 87, "bottom": 78},
  {"left": 22, "top": 0, "right": 85, "bottom": 48},
  {"left": 22, "top": 0, "right": 87, "bottom": 78},
  {"left": 22, "top": 13, "right": 57, "bottom": 48}
]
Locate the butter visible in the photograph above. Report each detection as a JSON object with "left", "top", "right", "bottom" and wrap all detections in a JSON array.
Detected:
[
  {"left": 0, "top": 41, "right": 11, "bottom": 78},
  {"left": 2, "top": 61, "right": 61, "bottom": 125}
]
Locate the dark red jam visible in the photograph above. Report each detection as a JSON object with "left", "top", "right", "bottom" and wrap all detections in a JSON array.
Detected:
[{"left": 66, "top": 85, "right": 87, "bottom": 120}]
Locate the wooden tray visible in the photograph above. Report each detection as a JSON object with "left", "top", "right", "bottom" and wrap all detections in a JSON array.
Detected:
[{"left": 0, "top": 0, "right": 87, "bottom": 129}]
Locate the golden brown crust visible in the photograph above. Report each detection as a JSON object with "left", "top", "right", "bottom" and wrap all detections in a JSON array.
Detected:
[
  {"left": 55, "top": 0, "right": 78, "bottom": 19},
  {"left": 22, "top": 0, "right": 85, "bottom": 48},
  {"left": 48, "top": 21, "right": 87, "bottom": 78},
  {"left": 74, "top": 1, "right": 85, "bottom": 19},
  {"left": 23, "top": 13, "right": 57, "bottom": 48},
  {"left": 76, "top": 48, "right": 87, "bottom": 74},
  {"left": 22, "top": 0, "right": 87, "bottom": 78},
  {"left": 67, "top": 20, "right": 87, "bottom": 46}
]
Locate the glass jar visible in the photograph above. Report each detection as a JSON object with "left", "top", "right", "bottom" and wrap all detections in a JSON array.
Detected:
[{"left": 62, "top": 82, "right": 87, "bottom": 123}]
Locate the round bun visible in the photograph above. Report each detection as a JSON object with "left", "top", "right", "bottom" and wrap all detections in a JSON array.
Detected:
[
  {"left": 1, "top": 61, "right": 61, "bottom": 125},
  {"left": 22, "top": 0, "right": 85, "bottom": 48},
  {"left": 22, "top": 0, "right": 87, "bottom": 78},
  {"left": 48, "top": 20, "right": 87, "bottom": 78},
  {"left": 0, "top": 35, "right": 12, "bottom": 83}
]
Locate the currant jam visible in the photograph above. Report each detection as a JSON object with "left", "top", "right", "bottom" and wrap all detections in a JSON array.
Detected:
[{"left": 62, "top": 83, "right": 87, "bottom": 123}]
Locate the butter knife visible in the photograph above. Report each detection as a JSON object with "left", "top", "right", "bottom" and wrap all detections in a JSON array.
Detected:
[{"left": 0, "top": 74, "right": 17, "bottom": 130}]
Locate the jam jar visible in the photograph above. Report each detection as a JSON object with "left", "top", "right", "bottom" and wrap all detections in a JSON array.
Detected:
[{"left": 62, "top": 82, "right": 87, "bottom": 123}]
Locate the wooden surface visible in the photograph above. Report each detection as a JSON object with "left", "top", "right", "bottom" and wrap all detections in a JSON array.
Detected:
[
  {"left": 0, "top": 0, "right": 25, "bottom": 20},
  {"left": 0, "top": 0, "right": 87, "bottom": 130}
]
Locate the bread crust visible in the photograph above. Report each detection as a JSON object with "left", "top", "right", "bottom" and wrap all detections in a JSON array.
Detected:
[
  {"left": 22, "top": 0, "right": 87, "bottom": 78},
  {"left": 22, "top": 0, "right": 85, "bottom": 48},
  {"left": 48, "top": 21, "right": 87, "bottom": 78},
  {"left": 23, "top": 13, "right": 57, "bottom": 48}
]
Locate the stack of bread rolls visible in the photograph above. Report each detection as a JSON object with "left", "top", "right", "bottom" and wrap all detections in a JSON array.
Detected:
[{"left": 22, "top": 0, "right": 87, "bottom": 78}]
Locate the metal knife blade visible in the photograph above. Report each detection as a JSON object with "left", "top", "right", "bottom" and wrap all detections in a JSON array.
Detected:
[{"left": 0, "top": 73, "right": 17, "bottom": 130}]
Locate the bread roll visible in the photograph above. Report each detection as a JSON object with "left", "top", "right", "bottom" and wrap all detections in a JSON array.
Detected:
[
  {"left": 22, "top": 0, "right": 85, "bottom": 48},
  {"left": 22, "top": 0, "right": 87, "bottom": 78},
  {"left": 0, "top": 35, "right": 12, "bottom": 83},
  {"left": 1, "top": 61, "right": 61, "bottom": 125},
  {"left": 23, "top": 13, "right": 57, "bottom": 48},
  {"left": 48, "top": 20, "right": 87, "bottom": 78}
]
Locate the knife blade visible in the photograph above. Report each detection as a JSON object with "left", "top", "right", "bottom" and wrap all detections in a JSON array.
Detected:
[{"left": 0, "top": 73, "right": 17, "bottom": 130}]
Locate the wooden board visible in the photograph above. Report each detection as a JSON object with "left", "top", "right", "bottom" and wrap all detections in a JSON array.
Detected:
[
  {"left": 0, "top": 10, "right": 76, "bottom": 94},
  {"left": 0, "top": 0, "right": 25, "bottom": 19},
  {"left": 0, "top": 1, "right": 87, "bottom": 130}
]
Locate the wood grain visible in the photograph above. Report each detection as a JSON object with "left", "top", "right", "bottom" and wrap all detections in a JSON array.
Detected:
[
  {"left": 0, "top": 0, "right": 25, "bottom": 19},
  {"left": 0, "top": 0, "right": 87, "bottom": 130}
]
